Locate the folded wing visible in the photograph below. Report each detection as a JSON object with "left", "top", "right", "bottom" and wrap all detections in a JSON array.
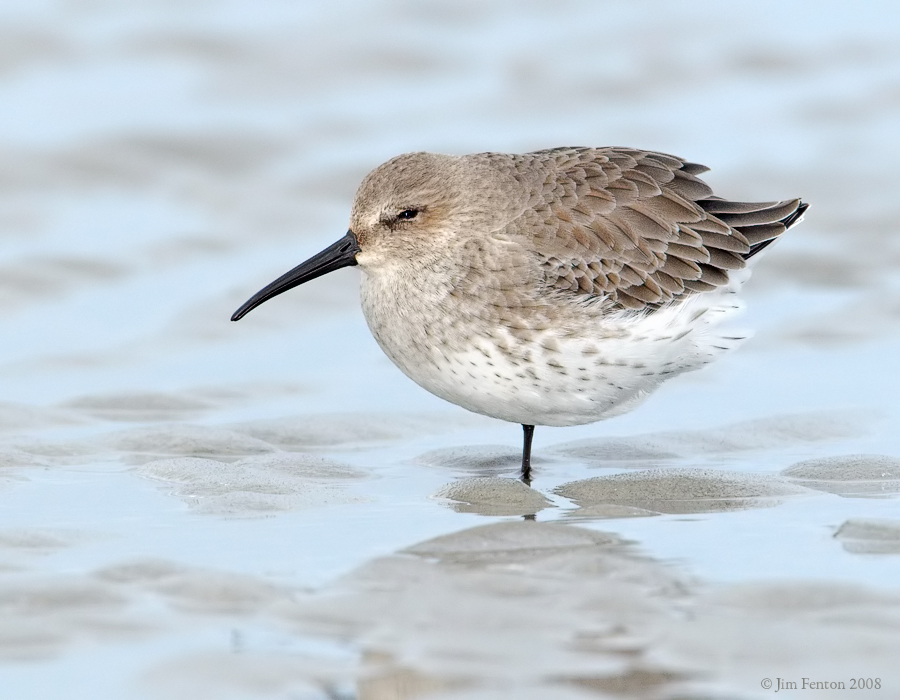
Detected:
[{"left": 517, "top": 147, "right": 807, "bottom": 310}]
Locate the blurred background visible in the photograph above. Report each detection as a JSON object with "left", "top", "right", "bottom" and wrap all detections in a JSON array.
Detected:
[{"left": 2, "top": 1, "right": 900, "bottom": 698}]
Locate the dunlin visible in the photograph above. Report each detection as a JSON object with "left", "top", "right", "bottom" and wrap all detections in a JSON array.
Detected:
[{"left": 232, "top": 148, "right": 807, "bottom": 482}]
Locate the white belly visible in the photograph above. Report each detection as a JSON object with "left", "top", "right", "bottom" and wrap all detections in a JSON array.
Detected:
[{"left": 359, "top": 269, "right": 741, "bottom": 427}]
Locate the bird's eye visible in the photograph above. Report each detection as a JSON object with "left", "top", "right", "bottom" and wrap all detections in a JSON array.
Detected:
[{"left": 397, "top": 209, "right": 419, "bottom": 220}]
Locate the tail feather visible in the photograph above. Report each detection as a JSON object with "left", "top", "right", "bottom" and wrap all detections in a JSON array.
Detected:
[
  {"left": 743, "top": 200, "right": 808, "bottom": 259},
  {"left": 696, "top": 197, "right": 808, "bottom": 262},
  {"left": 710, "top": 199, "right": 803, "bottom": 228}
]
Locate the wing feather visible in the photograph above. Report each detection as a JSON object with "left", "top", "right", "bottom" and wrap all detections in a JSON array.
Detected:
[{"left": 504, "top": 147, "right": 806, "bottom": 311}]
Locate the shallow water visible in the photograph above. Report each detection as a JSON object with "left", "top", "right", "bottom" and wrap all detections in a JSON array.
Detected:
[{"left": 2, "top": 1, "right": 900, "bottom": 698}]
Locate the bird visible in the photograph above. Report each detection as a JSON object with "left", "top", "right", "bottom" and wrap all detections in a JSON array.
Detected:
[{"left": 232, "top": 147, "right": 807, "bottom": 484}]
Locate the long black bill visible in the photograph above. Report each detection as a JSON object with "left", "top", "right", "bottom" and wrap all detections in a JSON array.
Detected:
[{"left": 231, "top": 230, "right": 360, "bottom": 322}]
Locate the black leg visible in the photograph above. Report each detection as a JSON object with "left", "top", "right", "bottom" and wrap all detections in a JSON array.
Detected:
[{"left": 521, "top": 424, "right": 535, "bottom": 486}]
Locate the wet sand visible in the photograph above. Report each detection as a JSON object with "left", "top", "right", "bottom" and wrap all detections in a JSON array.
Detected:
[{"left": 2, "top": 0, "right": 900, "bottom": 697}]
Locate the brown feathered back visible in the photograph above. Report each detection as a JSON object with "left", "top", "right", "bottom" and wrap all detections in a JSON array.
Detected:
[{"left": 491, "top": 147, "right": 806, "bottom": 310}]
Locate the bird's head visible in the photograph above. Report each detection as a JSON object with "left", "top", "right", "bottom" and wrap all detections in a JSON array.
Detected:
[
  {"left": 348, "top": 152, "right": 474, "bottom": 267},
  {"left": 230, "top": 151, "right": 519, "bottom": 321}
]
